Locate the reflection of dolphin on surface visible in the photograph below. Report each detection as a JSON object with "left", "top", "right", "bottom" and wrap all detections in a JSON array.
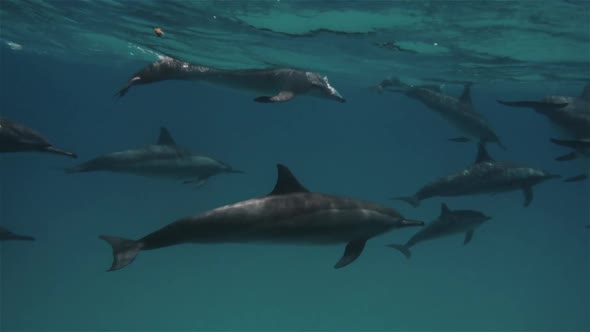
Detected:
[
  {"left": 99, "top": 164, "right": 424, "bottom": 271},
  {"left": 0, "top": 226, "right": 35, "bottom": 241},
  {"left": 388, "top": 203, "right": 491, "bottom": 259},
  {"left": 373, "top": 77, "right": 505, "bottom": 149},
  {"left": 550, "top": 138, "right": 590, "bottom": 182},
  {"left": 66, "top": 127, "right": 242, "bottom": 187},
  {"left": 497, "top": 82, "right": 590, "bottom": 139},
  {"left": 394, "top": 142, "right": 560, "bottom": 208},
  {"left": 0, "top": 118, "right": 77, "bottom": 158},
  {"left": 116, "top": 57, "right": 346, "bottom": 103}
]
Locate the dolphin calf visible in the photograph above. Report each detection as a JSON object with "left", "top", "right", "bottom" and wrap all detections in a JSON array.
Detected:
[
  {"left": 99, "top": 164, "right": 424, "bottom": 271},
  {"left": 116, "top": 56, "right": 346, "bottom": 103},
  {"left": 0, "top": 227, "right": 35, "bottom": 241},
  {"left": 0, "top": 118, "right": 77, "bottom": 158},
  {"left": 387, "top": 203, "right": 491, "bottom": 259},
  {"left": 394, "top": 142, "right": 560, "bottom": 207},
  {"left": 497, "top": 82, "right": 590, "bottom": 138},
  {"left": 66, "top": 127, "right": 242, "bottom": 186},
  {"left": 550, "top": 138, "right": 590, "bottom": 182},
  {"left": 374, "top": 77, "right": 505, "bottom": 149}
]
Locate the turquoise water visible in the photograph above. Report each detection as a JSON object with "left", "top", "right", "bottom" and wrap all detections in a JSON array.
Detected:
[{"left": 0, "top": 1, "right": 589, "bottom": 331}]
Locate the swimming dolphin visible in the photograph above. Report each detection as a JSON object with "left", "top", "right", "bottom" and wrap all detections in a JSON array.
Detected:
[
  {"left": 116, "top": 56, "right": 346, "bottom": 103},
  {"left": 497, "top": 82, "right": 590, "bottom": 138},
  {"left": 549, "top": 138, "right": 590, "bottom": 182},
  {"left": 0, "top": 118, "right": 77, "bottom": 158},
  {"left": 394, "top": 142, "right": 560, "bottom": 207},
  {"left": 387, "top": 203, "right": 491, "bottom": 259},
  {"left": 374, "top": 77, "right": 505, "bottom": 149},
  {"left": 99, "top": 164, "right": 424, "bottom": 271},
  {"left": 0, "top": 226, "right": 35, "bottom": 241},
  {"left": 66, "top": 127, "right": 242, "bottom": 186}
]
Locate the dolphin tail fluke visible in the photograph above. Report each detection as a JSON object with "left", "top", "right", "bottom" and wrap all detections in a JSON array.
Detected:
[
  {"left": 387, "top": 244, "right": 411, "bottom": 259},
  {"left": 44, "top": 146, "right": 78, "bottom": 158},
  {"left": 99, "top": 235, "right": 143, "bottom": 271},
  {"left": 114, "top": 77, "right": 140, "bottom": 98},
  {"left": 555, "top": 152, "right": 578, "bottom": 161},
  {"left": 563, "top": 174, "right": 588, "bottom": 182},
  {"left": 496, "top": 100, "right": 568, "bottom": 111},
  {"left": 392, "top": 196, "right": 420, "bottom": 208}
]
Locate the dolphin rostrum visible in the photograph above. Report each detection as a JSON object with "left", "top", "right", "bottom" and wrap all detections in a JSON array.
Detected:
[
  {"left": 497, "top": 82, "right": 590, "bottom": 138},
  {"left": 0, "top": 118, "right": 77, "bottom": 158},
  {"left": 387, "top": 203, "right": 491, "bottom": 259},
  {"left": 0, "top": 226, "right": 35, "bottom": 241},
  {"left": 374, "top": 77, "right": 505, "bottom": 149},
  {"left": 394, "top": 142, "right": 560, "bottom": 207},
  {"left": 116, "top": 56, "right": 346, "bottom": 103},
  {"left": 66, "top": 127, "right": 242, "bottom": 186},
  {"left": 99, "top": 164, "right": 424, "bottom": 271}
]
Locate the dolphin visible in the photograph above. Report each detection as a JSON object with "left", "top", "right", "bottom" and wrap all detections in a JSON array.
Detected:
[
  {"left": 549, "top": 138, "right": 590, "bottom": 182},
  {"left": 394, "top": 142, "right": 560, "bottom": 207},
  {"left": 497, "top": 82, "right": 590, "bottom": 138},
  {"left": 387, "top": 203, "right": 491, "bottom": 259},
  {"left": 0, "top": 226, "right": 35, "bottom": 241},
  {"left": 116, "top": 56, "right": 346, "bottom": 103},
  {"left": 374, "top": 77, "right": 505, "bottom": 149},
  {"left": 99, "top": 164, "right": 424, "bottom": 271},
  {"left": 66, "top": 127, "right": 242, "bottom": 186},
  {"left": 0, "top": 118, "right": 77, "bottom": 158}
]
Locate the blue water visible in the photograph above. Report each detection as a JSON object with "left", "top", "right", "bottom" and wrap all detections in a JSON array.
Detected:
[{"left": 1, "top": 1, "right": 589, "bottom": 331}]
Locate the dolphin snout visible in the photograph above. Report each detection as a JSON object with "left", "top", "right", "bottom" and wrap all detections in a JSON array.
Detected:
[{"left": 402, "top": 219, "right": 424, "bottom": 227}]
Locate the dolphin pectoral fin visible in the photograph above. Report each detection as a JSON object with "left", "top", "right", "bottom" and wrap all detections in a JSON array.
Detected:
[
  {"left": 563, "top": 174, "right": 588, "bottom": 182},
  {"left": 555, "top": 152, "right": 577, "bottom": 161},
  {"left": 448, "top": 136, "right": 471, "bottom": 143},
  {"left": 523, "top": 186, "right": 533, "bottom": 207},
  {"left": 387, "top": 244, "right": 411, "bottom": 259},
  {"left": 254, "top": 91, "right": 295, "bottom": 103},
  {"left": 334, "top": 240, "right": 367, "bottom": 269},
  {"left": 464, "top": 230, "right": 474, "bottom": 245},
  {"left": 183, "top": 178, "right": 208, "bottom": 188}
]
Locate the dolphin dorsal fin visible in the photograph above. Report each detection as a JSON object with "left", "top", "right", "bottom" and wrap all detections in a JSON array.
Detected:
[
  {"left": 460, "top": 82, "right": 473, "bottom": 104},
  {"left": 475, "top": 141, "right": 494, "bottom": 164},
  {"left": 157, "top": 127, "right": 176, "bottom": 146},
  {"left": 268, "top": 164, "right": 309, "bottom": 195},
  {"left": 581, "top": 82, "right": 590, "bottom": 101},
  {"left": 440, "top": 203, "right": 451, "bottom": 217}
]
